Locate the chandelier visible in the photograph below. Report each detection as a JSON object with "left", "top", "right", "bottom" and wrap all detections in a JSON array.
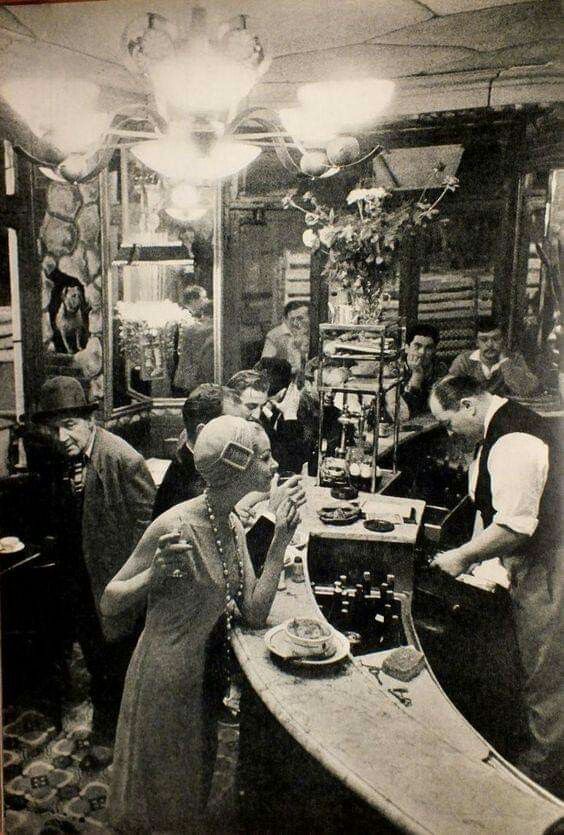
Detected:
[{"left": 0, "top": 6, "right": 395, "bottom": 216}]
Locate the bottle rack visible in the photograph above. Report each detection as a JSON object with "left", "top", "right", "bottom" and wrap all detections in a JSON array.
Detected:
[{"left": 316, "top": 319, "right": 406, "bottom": 491}]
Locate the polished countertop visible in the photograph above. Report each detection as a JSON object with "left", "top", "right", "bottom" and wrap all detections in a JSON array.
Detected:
[{"left": 232, "top": 477, "right": 563, "bottom": 834}]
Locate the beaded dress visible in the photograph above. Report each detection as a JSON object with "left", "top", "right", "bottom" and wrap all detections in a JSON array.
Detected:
[{"left": 109, "top": 495, "right": 248, "bottom": 833}]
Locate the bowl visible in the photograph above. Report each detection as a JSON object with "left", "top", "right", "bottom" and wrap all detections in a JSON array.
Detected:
[{"left": 284, "top": 617, "right": 336, "bottom": 658}]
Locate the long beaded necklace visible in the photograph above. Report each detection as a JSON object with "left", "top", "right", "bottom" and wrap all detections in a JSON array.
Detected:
[{"left": 204, "top": 489, "right": 244, "bottom": 662}]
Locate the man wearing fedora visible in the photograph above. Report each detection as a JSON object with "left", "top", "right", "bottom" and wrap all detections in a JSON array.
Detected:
[{"left": 32, "top": 376, "right": 155, "bottom": 744}]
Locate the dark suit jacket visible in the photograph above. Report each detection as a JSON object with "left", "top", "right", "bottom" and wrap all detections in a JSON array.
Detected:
[
  {"left": 152, "top": 444, "right": 205, "bottom": 520},
  {"left": 82, "top": 428, "right": 155, "bottom": 636}
]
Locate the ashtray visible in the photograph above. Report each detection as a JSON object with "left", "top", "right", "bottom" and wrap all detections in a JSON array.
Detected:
[
  {"left": 363, "top": 519, "right": 395, "bottom": 533},
  {"left": 331, "top": 485, "right": 358, "bottom": 501},
  {"left": 318, "top": 504, "right": 362, "bottom": 525}
]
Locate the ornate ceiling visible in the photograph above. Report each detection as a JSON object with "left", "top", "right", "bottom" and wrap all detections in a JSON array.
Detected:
[{"left": 0, "top": 0, "right": 561, "bottom": 121}]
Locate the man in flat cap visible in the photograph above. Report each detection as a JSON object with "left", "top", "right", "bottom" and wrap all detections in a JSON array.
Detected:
[{"left": 31, "top": 376, "right": 155, "bottom": 744}]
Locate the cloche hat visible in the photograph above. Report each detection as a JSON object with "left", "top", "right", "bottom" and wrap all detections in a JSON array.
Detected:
[{"left": 32, "top": 376, "right": 98, "bottom": 421}]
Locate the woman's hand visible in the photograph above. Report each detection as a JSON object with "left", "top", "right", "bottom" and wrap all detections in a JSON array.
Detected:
[
  {"left": 151, "top": 531, "right": 195, "bottom": 584},
  {"left": 269, "top": 474, "right": 307, "bottom": 515},
  {"left": 235, "top": 491, "right": 269, "bottom": 528},
  {"left": 273, "top": 495, "right": 301, "bottom": 549}
]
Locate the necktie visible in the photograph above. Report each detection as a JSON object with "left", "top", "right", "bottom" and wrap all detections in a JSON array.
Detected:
[{"left": 68, "top": 455, "right": 86, "bottom": 497}]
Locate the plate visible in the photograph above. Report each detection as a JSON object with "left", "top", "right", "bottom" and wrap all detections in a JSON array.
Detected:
[
  {"left": 265, "top": 623, "right": 350, "bottom": 667},
  {"left": 0, "top": 542, "right": 25, "bottom": 555}
]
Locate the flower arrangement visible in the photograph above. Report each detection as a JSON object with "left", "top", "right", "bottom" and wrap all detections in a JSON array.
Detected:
[
  {"left": 283, "top": 169, "right": 459, "bottom": 320},
  {"left": 115, "top": 300, "right": 190, "bottom": 379}
]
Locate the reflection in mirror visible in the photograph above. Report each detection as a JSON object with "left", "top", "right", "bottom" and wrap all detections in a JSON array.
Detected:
[
  {"left": 112, "top": 261, "right": 215, "bottom": 400},
  {"left": 0, "top": 228, "right": 25, "bottom": 475},
  {"left": 106, "top": 147, "right": 216, "bottom": 407},
  {"left": 521, "top": 169, "right": 562, "bottom": 391}
]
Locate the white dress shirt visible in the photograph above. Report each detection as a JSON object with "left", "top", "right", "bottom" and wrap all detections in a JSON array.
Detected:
[{"left": 468, "top": 395, "right": 549, "bottom": 537}]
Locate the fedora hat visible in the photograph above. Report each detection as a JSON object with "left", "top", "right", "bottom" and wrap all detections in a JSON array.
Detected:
[{"left": 33, "top": 376, "right": 98, "bottom": 421}]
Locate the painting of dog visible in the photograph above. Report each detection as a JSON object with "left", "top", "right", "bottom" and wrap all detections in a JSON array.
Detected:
[{"left": 54, "top": 285, "right": 89, "bottom": 354}]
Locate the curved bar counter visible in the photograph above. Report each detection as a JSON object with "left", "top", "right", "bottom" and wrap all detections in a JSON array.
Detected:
[{"left": 232, "top": 422, "right": 563, "bottom": 834}]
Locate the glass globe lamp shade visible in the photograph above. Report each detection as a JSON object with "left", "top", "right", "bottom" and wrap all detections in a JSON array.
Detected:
[
  {"left": 131, "top": 138, "right": 260, "bottom": 181},
  {"left": 297, "top": 78, "right": 395, "bottom": 130},
  {"left": 1, "top": 78, "right": 110, "bottom": 155}
]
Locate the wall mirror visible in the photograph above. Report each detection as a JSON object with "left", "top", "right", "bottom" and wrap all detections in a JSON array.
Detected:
[{"left": 103, "top": 148, "right": 216, "bottom": 413}]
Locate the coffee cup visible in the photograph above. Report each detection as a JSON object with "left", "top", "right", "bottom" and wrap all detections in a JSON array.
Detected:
[{"left": 0, "top": 536, "right": 22, "bottom": 550}]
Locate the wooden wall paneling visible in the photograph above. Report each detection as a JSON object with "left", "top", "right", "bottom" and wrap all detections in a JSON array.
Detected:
[
  {"left": 309, "top": 248, "right": 327, "bottom": 359},
  {"left": 398, "top": 232, "right": 420, "bottom": 332},
  {"left": 492, "top": 117, "right": 527, "bottom": 339},
  {"left": 0, "top": 146, "right": 44, "bottom": 416},
  {"left": 506, "top": 173, "right": 531, "bottom": 350}
]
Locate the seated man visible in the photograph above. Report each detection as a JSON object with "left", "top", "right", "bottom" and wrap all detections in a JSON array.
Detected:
[
  {"left": 261, "top": 300, "right": 310, "bottom": 373},
  {"left": 152, "top": 384, "right": 248, "bottom": 519},
  {"left": 449, "top": 316, "right": 539, "bottom": 397},
  {"left": 387, "top": 323, "right": 442, "bottom": 421}
]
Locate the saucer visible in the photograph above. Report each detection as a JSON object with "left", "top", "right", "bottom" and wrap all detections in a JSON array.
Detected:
[{"left": 265, "top": 623, "right": 350, "bottom": 667}]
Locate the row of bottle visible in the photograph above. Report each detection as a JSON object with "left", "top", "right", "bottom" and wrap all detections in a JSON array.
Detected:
[
  {"left": 319, "top": 445, "right": 378, "bottom": 491},
  {"left": 311, "top": 571, "right": 405, "bottom": 653}
]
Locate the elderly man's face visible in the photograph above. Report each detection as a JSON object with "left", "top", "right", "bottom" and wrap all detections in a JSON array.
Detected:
[
  {"left": 285, "top": 306, "right": 309, "bottom": 334},
  {"left": 477, "top": 328, "right": 504, "bottom": 366},
  {"left": 47, "top": 416, "right": 94, "bottom": 457},
  {"left": 406, "top": 334, "right": 436, "bottom": 371}
]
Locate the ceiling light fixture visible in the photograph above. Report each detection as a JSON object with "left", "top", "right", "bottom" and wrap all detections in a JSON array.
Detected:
[{"left": 0, "top": 7, "right": 394, "bottom": 188}]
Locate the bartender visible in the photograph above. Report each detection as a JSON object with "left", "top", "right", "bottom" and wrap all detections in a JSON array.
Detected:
[{"left": 428, "top": 375, "right": 562, "bottom": 797}]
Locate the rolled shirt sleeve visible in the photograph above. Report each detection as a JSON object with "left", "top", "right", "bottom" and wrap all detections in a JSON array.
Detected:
[{"left": 487, "top": 432, "right": 549, "bottom": 536}]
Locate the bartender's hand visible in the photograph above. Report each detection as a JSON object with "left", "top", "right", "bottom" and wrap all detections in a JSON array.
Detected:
[
  {"left": 269, "top": 473, "right": 307, "bottom": 515},
  {"left": 429, "top": 548, "right": 473, "bottom": 577}
]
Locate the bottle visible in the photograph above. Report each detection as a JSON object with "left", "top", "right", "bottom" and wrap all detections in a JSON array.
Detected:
[
  {"left": 362, "top": 570, "right": 372, "bottom": 597},
  {"left": 360, "top": 460, "right": 372, "bottom": 492},
  {"left": 349, "top": 461, "right": 361, "bottom": 490},
  {"left": 292, "top": 556, "right": 304, "bottom": 583}
]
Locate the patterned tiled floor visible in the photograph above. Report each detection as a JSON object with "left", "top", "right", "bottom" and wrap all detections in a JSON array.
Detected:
[{"left": 3, "top": 646, "right": 241, "bottom": 834}]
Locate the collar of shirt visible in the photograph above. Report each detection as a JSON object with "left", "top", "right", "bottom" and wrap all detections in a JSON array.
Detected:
[
  {"left": 83, "top": 426, "right": 97, "bottom": 461},
  {"left": 468, "top": 349, "right": 508, "bottom": 380},
  {"left": 483, "top": 394, "right": 508, "bottom": 435}
]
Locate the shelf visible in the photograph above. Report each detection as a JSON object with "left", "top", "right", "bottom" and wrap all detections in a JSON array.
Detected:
[
  {"left": 321, "top": 353, "right": 401, "bottom": 361},
  {"left": 319, "top": 384, "right": 381, "bottom": 394},
  {"left": 319, "top": 321, "right": 400, "bottom": 333}
]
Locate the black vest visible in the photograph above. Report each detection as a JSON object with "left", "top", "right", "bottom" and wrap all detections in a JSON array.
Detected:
[{"left": 474, "top": 400, "right": 561, "bottom": 559}]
